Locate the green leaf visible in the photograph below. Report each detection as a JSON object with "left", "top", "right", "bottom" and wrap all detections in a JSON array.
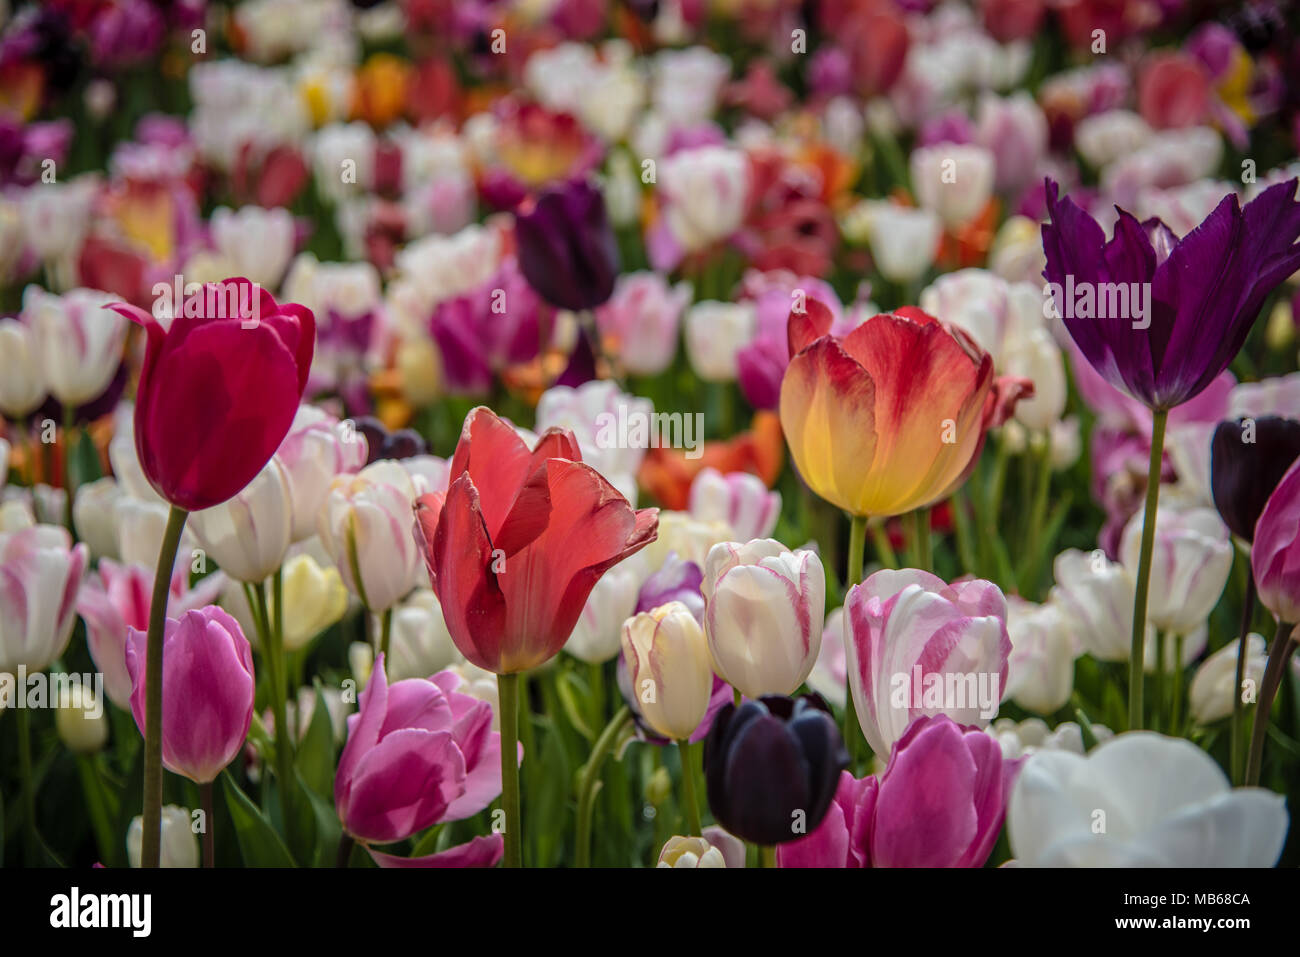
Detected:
[
  {"left": 296, "top": 684, "right": 336, "bottom": 799},
  {"left": 221, "top": 773, "right": 296, "bottom": 867},
  {"left": 555, "top": 671, "right": 594, "bottom": 741},
  {"left": 295, "top": 770, "right": 342, "bottom": 868}
]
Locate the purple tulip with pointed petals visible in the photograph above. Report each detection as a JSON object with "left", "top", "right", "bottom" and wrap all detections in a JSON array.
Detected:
[{"left": 1042, "top": 177, "right": 1300, "bottom": 411}]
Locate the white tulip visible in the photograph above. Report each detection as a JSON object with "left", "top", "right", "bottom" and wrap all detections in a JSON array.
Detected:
[
  {"left": 910, "top": 144, "right": 995, "bottom": 228},
  {"left": 0, "top": 318, "right": 45, "bottom": 417},
  {"left": 25, "top": 287, "right": 127, "bottom": 408},
  {"left": 1004, "top": 598, "right": 1075, "bottom": 714},
  {"left": 127, "top": 805, "right": 199, "bottom": 868},
  {"left": 566, "top": 564, "right": 641, "bottom": 665},
  {"left": 1120, "top": 505, "right": 1233, "bottom": 636},
  {"left": 684, "top": 301, "right": 756, "bottom": 382},
  {"left": 388, "top": 588, "right": 462, "bottom": 680},
  {"left": 189, "top": 456, "right": 293, "bottom": 584},
  {"left": 1190, "top": 634, "right": 1268, "bottom": 725}
]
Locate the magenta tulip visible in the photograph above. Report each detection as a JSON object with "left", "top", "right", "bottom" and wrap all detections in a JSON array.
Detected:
[
  {"left": 335, "top": 656, "right": 512, "bottom": 846},
  {"left": 108, "top": 278, "right": 315, "bottom": 511},
  {"left": 1253, "top": 457, "right": 1300, "bottom": 626},
  {"left": 124, "top": 607, "right": 255, "bottom": 784},
  {"left": 778, "top": 714, "right": 1018, "bottom": 867}
]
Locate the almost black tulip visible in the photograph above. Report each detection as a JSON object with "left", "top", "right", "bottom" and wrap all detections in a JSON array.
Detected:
[
  {"left": 352, "top": 416, "right": 429, "bottom": 465},
  {"left": 515, "top": 179, "right": 619, "bottom": 313},
  {"left": 703, "top": 693, "right": 848, "bottom": 846},
  {"left": 1211, "top": 416, "right": 1300, "bottom": 541}
]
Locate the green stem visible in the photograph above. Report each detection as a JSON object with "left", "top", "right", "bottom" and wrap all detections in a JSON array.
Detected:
[
  {"left": 141, "top": 504, "right": 189, "bottom": 868},
  {"left": 17, "top": 705, "right": 38, "bottom": 862},
  {"left": 1153, "top": 631, "right": 1165, "bottom": 733},
  {"left": 733, "top": 686, "right": 742, "bottom": 708},
  {"left": 844, "top": 515, "right": 867, "bottom": 766},
  {"left": 1128, "top": 409, "right": 1167, "bottom": 730},
  {"left": 498, "top": 672, "right": 523, "bottom": 868},
  {"left": 1170, "top": 633, "right": 1184, "bottom": 734},
  {"left": 76, "top": 755, "right": 115, "bottom": 867},
  {"left": 378, "top": 607, "right": 393, "bottom": 666},
  {"left": 200, "top": 780, "right": 215, "bottom": 868},
  {"left": 253, "top": 579, "right": 294, "bottom": 855},
  {"left": 1245, "top": 622, "right": 1296, "bottom": 786},
  {"left": 336, "top": 833, "right": 355, "bottom": 869},
  {"left": 589, "top": 660, "right": 605, "bottom": 730},
  {"left": 1231, "top": 571, "right": 1256, "bottom": 785},
  {"left": 575, "top": 706, "right": 632, "bottom": 868},
  {"left": 904, "top": 508, "right": 931, "bottom": 572},
  {"left": 868, "top": 519, "right": 897, "bottom": 570},
  {"left": 677, "top": 739, "right": 702, "bottom": 835},
  {"left": 760, "top": 845, "right": 777, "bottom": 868},
  {"left": 1020, "top": 433, "right": 1053, "bottom": 593}
]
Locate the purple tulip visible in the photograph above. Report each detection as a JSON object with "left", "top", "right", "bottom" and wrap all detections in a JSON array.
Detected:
[
  {"left": 635, "top": 552, "right": 705, "bottom": 620},
  {"left": 515, "top": 178, "right": 619, "bottom": 312},
  {"left": 124, "top": 607, "right": 254, "bottom": 784},
  {"left": 334, "top": 657, "right": 511, "bottom": 845},
  {"left": 703, "top": 694, "right": 848, "bottom": 846},
  {"left": 778, "top": 715, "right": 1019, "bottom": 868},
  {"left": 1041, "top": 177, "right": 1300, "bottom": 411}
]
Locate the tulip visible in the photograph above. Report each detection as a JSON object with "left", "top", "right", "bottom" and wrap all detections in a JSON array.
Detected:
[
  {"left": 125, "top": 607, "right": 255, "bottom": 784},
  {"left": 651, "top": 146, "right": 750, "bottom": 267},
  {"left": 703, "top": 694, "right": 848, "bottom": 848},
  {"left": 688, "top": 468, "right": 781, "bottom": 543},
  {"left": 566, "top": 564, "right": 641, "bottom": 665},
  {"left": 1211, "top": 416, "right": 1300, "bottom": 543},
  {"left": 387, "top": 589, "right": 461, "bottom": 680},
  {"left": 76, "top": 558, "right": 224, "bottom": 709},
  {"left": 514, "top": 178, "right": 619, "bottom": 313},
  {"left": 55, "top": 682, "right": 108, "bottom": 754},
  {"left": 273, "top": 553, "right": 349, "bottom": 653},
  {"left": 0, "top": 318, "right": 46, "bottom": 418},
  {"left": 1190, "top": 634, "right": 1266, "bottom": 725},
  {"left": 187, "top": 456, "right": 293, "bottom": 585},
  {"left": 807, "top": 607, "right": 847, "bottom": 711},
  {"left": 910, "top": 144, "right": 996, "bottom": 228},
  {"left": 25, "top": 286, "right": 127, "bottom": 409},
  {"left": 535, "top": 379, "right": 651, "bottom": 507},
  {"left": 684, "top": 300, "right": 757, "bottom": 382},
  {"left": 208, "top": 205, "right": 296, "bottom": 291},
  {"left": 1048, "top": 548, "right": 1150, "bottom": 662},
  {"left": 318, "top": 465, "right": 422, "bottom": 615},
  {"left": 635, "top": 552, "right": 705, "bottom": 621},
  {"left": 71, "top": 477, "right": 123, "bottom": 560},
  {"left": 276, "top": 405, "right": 369, "bottom": 543},
  {"left": 780, "top": 301, "right": 1017, "bottom": 518},
  {"left": 107, "top": 277, "right": 315, "bottom": 512},
  {"left": 1042, "top": 178, "right": 1300, "bottom": 413},
  {"left": 1003, "top": 597, "right": 1075, "bottom": 715},
  {"left": 1004, "top": 328, "right": 1067, "bottom": 431},
  {"left": 127, "top": 805, "right": 199, "bottom": 869},
  {"left": 844, "top": 569, "right": 1010, "bottom": 759},
  {"left": 1119, "top": 504, "right": 1233, "bottom": 636},
  {"left": 702, "top": 539, "right": 825, "bottom": 699},
  {"left": 334, "top": 657, "right": 508, "bottom": 846},
  {"left": 1008, "top": 732, "right": 1287, "bottom": 866},
  {"left": 657, "top": 827, "right": 745, "bottom": 868},
  {"left": 0, "top": 525, "right": 88, "bottom": 674},
  {"left": 975, "top": 92, "right": 1048, "bottom": 195},
  {"left": 858, "top": 202, "right": 941, "bottom": 284},
  {"left": 779, "top": 715, "right": 1019, "bottom": 868},
  {"left": 414, "top": 407, "right": 658, "bottom": 675},
  {"left": 621, "top": 602, "right": 715, "bottom": 742},
  {"left": 594, "top": 272, "right": 692, "bottom": 376},
  {"left": 1246, "top": 458, "right": 1300, "bottom": 784},
  {"left": 414, "top": 407, "right": 657, "bottom": 867}
]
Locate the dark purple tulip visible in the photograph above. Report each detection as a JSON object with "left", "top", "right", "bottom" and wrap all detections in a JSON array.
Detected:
[
  {"left": 515, "top": 179, "right": 619, "bottom": 312},
  {"left": 703, "top": 694, "right": 848, "bottom": 846},
  {"left": 351, "top": 416, "right": 428, "bottom": 465},
  {"left": 1211, "top": 416, "right": 1300, "bottom": 541},
  {"left": 1041, "top": 177, "right": 1300, "bottom": 411}
]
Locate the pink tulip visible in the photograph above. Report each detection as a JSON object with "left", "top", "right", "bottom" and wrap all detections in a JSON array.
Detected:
[
  {"left": 125, "top": 607, "right": 255, "bottom": 784},
  {"left": 844, "top": 569, "right": 1010, "bottom": 759},
  {"left": 1253, "top": 457, "right": 1300, "bottom": 625},
  {"left": 77, "top": 559, "right": 225, "bottom": 708},
  {"left": 334, "top": 656, "right": 513, "bottom": 845},
  {"left": 778, "top": 715, "right": 1019, "bottom": 868},
  {"left": 367, "top": 834, "right": 504, "bottom": 868}
]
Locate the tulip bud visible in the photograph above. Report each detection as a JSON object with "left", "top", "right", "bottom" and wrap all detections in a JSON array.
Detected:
[
  {"left": 127, "top": 805, "right": 198, "bottom": 868},
  {"left": 0, "top": 526, "right": 88, "bottom": 674},
  {"left": 274, "top": 552, "right": 349, "bottom": 652},
  {"left": 1004, "top": 598, "right": 1074, "bottom": 715},
  {"left": 621, "top": 601, "right": 714, "bottom": 741},
  {"left": 703, "top": 694, "right": 848, "bottom": 846},
  {"left": 1120, "top": 504, "right": 1233, "bottom": 636},
  {"left": 56, "top": 682, "right": 108, "bottom": 754},
  {"left": 72, "top": 477, "right": 123, "bottom": 561},
  {"left": 25, "top": 286, "right": 128, "bottom": 408},
  {"left": 1190, "top": 634, "right": 1267, "bottom": 725},
  {"left": 1210, "top": 416, "right": 1300, "bottom": 542},
  {"left": 910, "top": 144, "right": 995, "bottom": 228},
  {"left": 0, "top": 318, "right": 46, "bottom": 418},
  {"left": 277, "top": 405, "right": 369, "bottom": 543},
  {"left": 319, "top": 468, "right": 421, "bottom": 613},
  {"left": 387, "top": 588, "right": 461, "bottom": 680},
  {"left": 1049, "top": 548, "right": 1153, "bottom": 662},
  {"left": 515, "top": 178, "right": 619, "bottom": 312},
  {"left": 688, "top": 468, "right": 781, "bottom": 542},
  {"left": 188, "top": 456, "right": 294, "bottom": 584},
  {"left": 657, "top": 835, "right": 725, "bottom": 868},
  {"left": 703, "top": 539, "right": 825, "bottom": 699},
  {"left": 1253, "top": 458, "right": 1300, "bottom": 624},
  {"left": 125, "top": 607, "right": 255, "bottom": 784},
  {"left": 566, "top": 564, "right": 641, "bottom": 665}
]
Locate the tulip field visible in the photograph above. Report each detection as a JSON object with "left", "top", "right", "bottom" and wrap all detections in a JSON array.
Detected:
[{"left": 4, "top": 0, "right": 1300, "bottom": 889}]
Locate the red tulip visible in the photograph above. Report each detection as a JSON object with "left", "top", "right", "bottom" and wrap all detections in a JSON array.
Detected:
[
  {"left": 414, "top": 407, "right": 658, "bottom": 674},
  {"left": 109, "top": 278, "right": 315, "bottom": 512}
]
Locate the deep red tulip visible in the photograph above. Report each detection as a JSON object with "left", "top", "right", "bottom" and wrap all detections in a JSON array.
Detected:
[
  {"left": 414, "top": 407, "right": 658, "bottom": 674},
  {"left": 109, "top": 278, "right": 315, "bottom": 512}
]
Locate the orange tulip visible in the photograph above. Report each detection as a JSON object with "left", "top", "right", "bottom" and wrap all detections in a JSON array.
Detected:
[{"left": 779, "top": 300, "right": 1025, "bottom": 518}]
